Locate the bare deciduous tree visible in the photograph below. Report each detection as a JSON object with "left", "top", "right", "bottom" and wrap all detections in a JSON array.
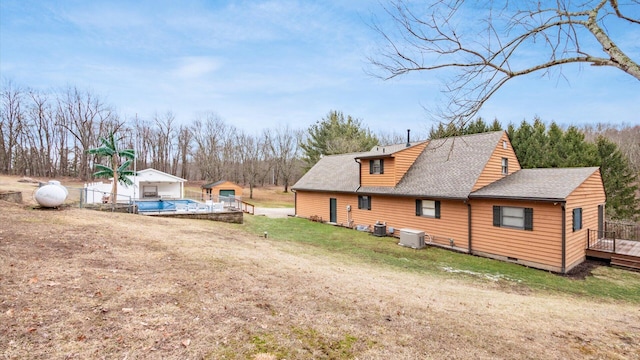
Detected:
[
  {"left": 264, "top": 125, "right": 302, "bottom": 192},
  {"left": 152, "top": 111, "right": 177, "bottom": 173},
  {"left": 237, "top": 131, "right": 270, "bottom": 199},
  {"left": 176, "top": 125, "right": 193, "bottom": 180},
  {"left": 56, "top": 87, "right": 118, "bottom": 180},
  {"left": 191, "top": 113, "right": 228, "bottom": 181},
  {"left": 26, "top": 89, "right": 56, "bottom": 177},
  {"left": 0, "top": 80, "right": 24, "bottom": 174},
  {"left": 370, "top": 0, "right": 640, "bottom": 124}
]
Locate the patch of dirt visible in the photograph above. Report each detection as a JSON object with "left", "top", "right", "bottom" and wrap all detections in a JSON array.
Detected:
[
  {"left": 565, "top": 259, "right": 610, "bottom": 280},
  {"left": 1, "top": 176, "right": 639, "bottom": 359}
]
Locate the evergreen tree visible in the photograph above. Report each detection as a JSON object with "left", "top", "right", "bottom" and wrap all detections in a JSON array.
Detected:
[
  {"left": 489, "top": 118, "right": 502, "bottom": 131},
  {"left": 300, "top": 110, "right": 378, "bottom": 170},
  {"left": 545, "top": 122, "right": 564, "bottom": 167},
  {"left": 529, "top": 118, "right": 548, "bottom": 168},
  {"left": 464, "top": 117, "right": 489, "bottom": 135},
  {"left": 596, "top": 136, "right": 640, "bottom": 220},
  {"left": 510, "top": 120, "right": 536, "bottom": 168},
  {"left": 429, "top": 121, "right": 459, "bottom": 139},
  {"left": 561, "top": 126, "right": 598, "bottom": 167}
]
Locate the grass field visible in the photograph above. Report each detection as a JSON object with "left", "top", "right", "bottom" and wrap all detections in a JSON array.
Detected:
[
  {"left": 240, "top": 215, "right": 640, "bottom": 303},
  {"left": 1, "top": 175, "right": 640, "bottom": 359}
]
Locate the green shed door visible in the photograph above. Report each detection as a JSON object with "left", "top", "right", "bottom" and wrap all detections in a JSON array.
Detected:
[{"left": 219, "top": 189, "right": 235, "bottom": 197}]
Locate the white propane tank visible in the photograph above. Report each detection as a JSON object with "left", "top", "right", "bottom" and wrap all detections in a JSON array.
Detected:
[
  {"left": 35, "top": 182, "right": 68, "bottom": 207},
  {"left": 47, "top": 180, "right": 68, "bottom": 196}
]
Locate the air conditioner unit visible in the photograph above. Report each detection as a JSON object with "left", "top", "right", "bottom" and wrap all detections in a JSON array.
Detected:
[
  {"left": 399, "top": 228, "right": 425, "bottom": 249},
  {"left": 373, "top": 223, "right": 386, "bottom": 237}
]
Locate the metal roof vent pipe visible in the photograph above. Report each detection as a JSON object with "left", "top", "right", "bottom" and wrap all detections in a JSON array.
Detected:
[{"left": 406, "top": 129, "right": 411, "bottom": 147}]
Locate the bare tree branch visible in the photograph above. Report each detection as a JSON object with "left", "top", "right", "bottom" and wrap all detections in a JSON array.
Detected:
[{"left": 369, "top": 0, "right": 640, "bottom": 124}]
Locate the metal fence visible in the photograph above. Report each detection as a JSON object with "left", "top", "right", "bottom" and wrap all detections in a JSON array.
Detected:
[
  {"left": 605, "top": 221, "right": 640, "bottom": 241},
  {"left": 65, "top": 187, "right": 135, "bottom": 212}
]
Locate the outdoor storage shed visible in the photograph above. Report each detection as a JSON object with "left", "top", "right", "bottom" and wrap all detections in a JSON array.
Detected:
[{"left": 201, "top": 180, "right": 243, "bottom": 200}]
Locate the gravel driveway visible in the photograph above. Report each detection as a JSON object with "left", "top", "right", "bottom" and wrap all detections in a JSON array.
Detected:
[{"left": 253, "top": 207, "right": 295, "bottom": 218}]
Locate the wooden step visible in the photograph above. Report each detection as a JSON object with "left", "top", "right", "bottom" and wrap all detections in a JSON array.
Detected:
[{"left": 611, "top": 254, "right": 640, "bottom": 271}]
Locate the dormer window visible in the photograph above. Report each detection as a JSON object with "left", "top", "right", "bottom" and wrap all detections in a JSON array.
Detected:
[
  {"left": 501, "top": 158, "right": 508, "bottom": 175},
  {"left": 369, "top": 159, "right": 384, "bottom": 174}
]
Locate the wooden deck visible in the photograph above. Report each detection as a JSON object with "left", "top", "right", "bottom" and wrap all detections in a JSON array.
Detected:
[{"left": 586, "top": 238, "right": 640, "bottom": 270}]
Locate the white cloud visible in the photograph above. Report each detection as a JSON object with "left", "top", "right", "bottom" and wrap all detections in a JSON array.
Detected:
[{"left": 171, "top": 57, "right": 222, "bottom": 79}]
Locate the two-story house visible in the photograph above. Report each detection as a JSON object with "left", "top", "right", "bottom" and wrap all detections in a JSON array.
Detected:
[{"left": 292, "top": 131, "right": 606, "bottom": 273}]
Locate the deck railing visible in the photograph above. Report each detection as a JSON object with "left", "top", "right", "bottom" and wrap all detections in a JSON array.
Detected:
[
  {"left": 587, "top": 229, "right": 618, "bottom": 252},
  {"left": 605, "top": 221, "right": 640, "bottom": 241},
  {"left": 237, "top": 200, "right": 255, "bottom": 215}
]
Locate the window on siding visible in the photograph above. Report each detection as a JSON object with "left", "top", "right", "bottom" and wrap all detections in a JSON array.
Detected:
[
  {"left": 415, "top": 199, "right": 441, "bottom": 218},
  {"left": 493, "top": 206, "right": 533, "bottom": 230},
  {"left": 502, "top": 140, "right": 508, "bottom": 149},
  {"left": 573, "top": 208, "right": 583, "bottom": 232},
  {"left": 369, "top": 159, "right": 384, "bottom": 174},
  {"left": 501, "top": 158, "right": 508, "bottom": 175},
  {"left": 358, "top": 195, "right": 371, "bottom": 210}
]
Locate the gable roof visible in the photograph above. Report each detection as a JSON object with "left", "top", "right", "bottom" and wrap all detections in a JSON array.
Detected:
[
  {"left": 292, "top": 131, "right": 505, "bottom": 199},
  {"left": 469, "top": 167, "right": 600, "bottom": 201},
  {"left": 132, "top": 168, "right": 186, "bottom": 182},
  {"left": 359, "top": 131, "right": 506, "bottom": 199},
  {"left": 292, "top": 152, "right": 362, "bottom": 192},
  {"left": 292, "top": 141, "right": 427, "bottom": 193},
  {"left": 202, "top": 180, "right": 242, "bottom": 189},
  {"left": 356, "top": 141, "right": 427, "bottom": 159}
]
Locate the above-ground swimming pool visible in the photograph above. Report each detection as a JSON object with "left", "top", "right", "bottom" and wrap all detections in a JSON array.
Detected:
[{"left": 135, "top": 199, "right": 213, "bottom": 213}]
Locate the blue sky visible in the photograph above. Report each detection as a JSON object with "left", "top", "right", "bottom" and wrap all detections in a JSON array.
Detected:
[{"left": 1, "top": 0, "right": 638, "bottom": 136}]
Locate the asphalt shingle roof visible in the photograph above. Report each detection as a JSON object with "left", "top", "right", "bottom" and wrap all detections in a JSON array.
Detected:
[
  {"left": 292, "top": 152, "right": 362, "bottom": 192},
  {"left": 360, "top": 131, "right": 506, "bottom": 198},
  {"left": 292, "top": 132, "right": 505, "bottom": 199},
  {"left": 470, "top": 167, "right": 600, "bottom": 201},
  {"left": 202, "top": 180, "right": 226, "bottom": 188}
]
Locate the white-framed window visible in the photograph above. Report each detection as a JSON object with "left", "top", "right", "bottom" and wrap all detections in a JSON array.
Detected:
[
  {"left": 493, "top": 206, "right": 533, "bottom": 230},
  {"left": 369, "top": 159, "right": 384, "bottom": 174},
  {"left": 501, "top": 158, "right": 508, "bottom": 175},
  {"left": 503, "top": 140, "right": 508, "bottom": 149},
  {"left": 415, "top": 199, "right": 441, "bottom": 218},
  {"left": 358, "top": 195, "right": 371, "bottom": 210}
]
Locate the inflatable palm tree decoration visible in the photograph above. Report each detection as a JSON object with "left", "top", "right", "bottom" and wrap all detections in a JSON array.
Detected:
[{"left": 88, "top": 132, "right": 136, "bottom": 208}]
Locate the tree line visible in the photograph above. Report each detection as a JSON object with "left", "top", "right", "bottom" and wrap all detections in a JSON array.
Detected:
[
  {"left": 0, "top": 81, "right": 395, "bottom": 197},
  {"left": 0, "top": 81, "right": 304, "bottom": 198},
  {"left": 2, "top": 80, "right": 638, "bottom": 219}
]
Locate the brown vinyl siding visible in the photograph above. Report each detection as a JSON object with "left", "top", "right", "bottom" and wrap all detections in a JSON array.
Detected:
[
  {"left": 295, "top": 191, "right": 468, "bottom": 250},
  {"left": 359, "top": 142, "right": 429, "bottom": 187},
  {"left": 564, "top": 170, "right": 606, "bottom": 270},
  {"left": 472, "top": 133, "right": 521, "bottom": 191},
  {"left": 393, "top": 142, "right": 429, "bottom": 183},
  {"left": 471, "top": 198, "right": 563, "bottom": 270},
  {"left": 360, "top": 158, "right": 396, "bottom": 187},
  {"left": 201, "top": 181, "right": 243, "bottom": 199}
]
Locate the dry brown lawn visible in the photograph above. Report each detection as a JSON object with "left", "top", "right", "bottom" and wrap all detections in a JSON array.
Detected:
[
  {"left": 185, "top": 181, "right": 294, "bottom": 208},
  {"left": 1, "top": 176, "right": 639, "bottom": 359}
]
